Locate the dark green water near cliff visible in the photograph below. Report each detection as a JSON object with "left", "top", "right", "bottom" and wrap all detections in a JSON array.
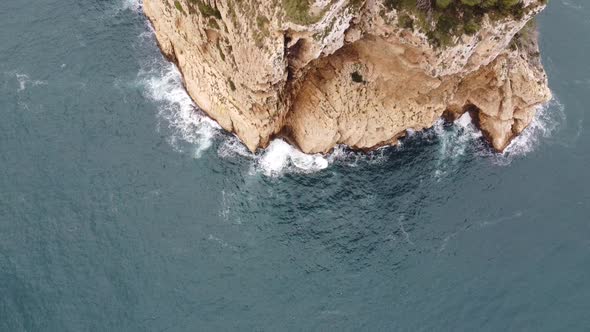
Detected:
[{"left": 1, "top": 0, "right": 589, "bottom": 330}]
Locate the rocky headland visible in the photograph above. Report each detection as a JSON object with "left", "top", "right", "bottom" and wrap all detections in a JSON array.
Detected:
[{"left": 143, "top": 0, "right": 551, "bottom": 153}]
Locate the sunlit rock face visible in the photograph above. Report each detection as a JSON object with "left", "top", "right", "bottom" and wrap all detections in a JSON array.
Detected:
[{"left": 144, "top": 0, "right": 551, "bottom": 153}]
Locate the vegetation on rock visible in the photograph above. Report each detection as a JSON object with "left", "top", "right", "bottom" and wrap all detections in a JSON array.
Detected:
[
  {"left": 187, "top": 0, "right": 222, "bottom": 19},
  {"left": 385, "top": 0, "right": 545, "bottom": 47}
]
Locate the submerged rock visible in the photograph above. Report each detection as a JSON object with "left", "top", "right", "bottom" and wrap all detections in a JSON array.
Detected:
[{"left": 143, "top": 0, "right": 551, "bottom": 153}]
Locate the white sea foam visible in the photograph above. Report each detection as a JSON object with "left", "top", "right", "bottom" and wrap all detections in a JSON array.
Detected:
[
  {"left": 256, "top": 139, "right": 329, "bottom": 177},
  {"left": 327, "top": 145, "right": 389, "bottom": 167},
  {"left": 102, "top": 0, "right": 142, "bottom": 19},
  {"left": 121, "top": 0, "right": 142, "bottom": 12},
  {"left": 15, "top": 73, "right": 46, "bottom": 92},
  {"left": 112, "top": 0, "right": 142, "bottom": 14},
  {"left": 490, "top": 99, "right": 565, "bottom": 165},
  {"left": 218, "top": 137, "right": 330, "bottom": 176},
  {"left": 140, "top": 62, "right": 220, "bottom": 158},
  {"left": 433, "top": 112, "right": 482, "bottom": 179},
  {"left": 431, "top": 100, "right": 564, "bottom": 169}
]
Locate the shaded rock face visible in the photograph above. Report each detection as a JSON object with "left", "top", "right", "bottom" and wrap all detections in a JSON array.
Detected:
[{"left": 143, "top": 0, "right": 551, "bottom": 153}]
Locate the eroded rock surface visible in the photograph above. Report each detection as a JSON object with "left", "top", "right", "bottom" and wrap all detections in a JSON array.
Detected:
[{"left": 144, "top": 0, "right": 551, "bottom": 153}]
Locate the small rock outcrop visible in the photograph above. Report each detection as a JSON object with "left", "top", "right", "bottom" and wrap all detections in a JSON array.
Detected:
[{"left": 144, "top": 0, "right": 551, "bottom": 153}]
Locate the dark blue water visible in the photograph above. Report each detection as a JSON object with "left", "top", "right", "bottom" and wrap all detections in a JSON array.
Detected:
[{"left": 1, "top": 0, "right": 588, "bottom": 330}]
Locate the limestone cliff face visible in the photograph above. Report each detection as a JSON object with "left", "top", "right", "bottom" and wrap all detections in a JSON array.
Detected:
[{"left": 143, "top": 0, "right": 551, "bottom": 153}]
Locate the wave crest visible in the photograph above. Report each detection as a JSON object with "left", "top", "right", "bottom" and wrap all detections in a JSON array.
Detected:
[{"left": 139, "top": 62, "right": 220, "bottom": 158}]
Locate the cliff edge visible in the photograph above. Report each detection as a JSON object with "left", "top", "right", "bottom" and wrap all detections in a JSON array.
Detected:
[{"left": 143, "top": 0, "right": 551, "bottom": 153}]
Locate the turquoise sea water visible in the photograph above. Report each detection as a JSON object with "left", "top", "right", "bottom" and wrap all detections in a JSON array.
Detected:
[{"left": 1, "top": 0, "right": 589, "bottom": 330}]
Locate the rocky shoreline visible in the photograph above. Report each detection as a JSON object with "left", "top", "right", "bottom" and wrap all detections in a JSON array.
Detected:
[{"left": 143, "top": 0, "right": 551, "bottom": 153}]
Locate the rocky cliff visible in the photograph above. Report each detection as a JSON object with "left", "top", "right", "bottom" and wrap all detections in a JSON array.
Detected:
[{"left": 143, "top": 0, "right": 551, "bottom": 153}]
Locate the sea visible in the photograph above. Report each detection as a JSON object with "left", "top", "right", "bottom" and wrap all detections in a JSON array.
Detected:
[{"left": 0, "top": 0, "right": 588, "bottom": 330}]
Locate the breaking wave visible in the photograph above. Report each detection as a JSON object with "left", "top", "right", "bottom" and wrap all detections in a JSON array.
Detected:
[
  {"left": 255, "top": 140, "right": 329, "bottom": 176},
  {"left": 431, "top": 99, "right": 565, "bottom": 168},
  {"left": 114, "top": 0, "right": 142, "bottom": 14},
  {"left": 432, "top": 112, "right": 483, "bottom": 179},
  {"left": 139, "top": 61, "right": 220, "bottom": 158},
  {"left": 485, "top": 99, "right": 565, "bottom": 166},
  {"left": 122, "top": 0, "right": 142, "bottom": 12}
]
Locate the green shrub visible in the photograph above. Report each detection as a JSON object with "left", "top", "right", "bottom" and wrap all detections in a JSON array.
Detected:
[
  {"left": 481, "top": 0, "right": 498, "bottom": 8},
  {"left": 502, "top": 0, "right": 521, "bottom": 7},
  {"left": 188, "top": 0, "right": 222, "bottom": 19},
  {"left": 460, "top": 0, "right": 482, "bottom": 6},
  {"left": 398, "top": 13, "right": 415, "bottom": 29},
  {"left": 174, "top": 1, "right": 186, "bottom": 15},
  {"left": 464, "top": 19, "right": 480, "bottom": 35},
  {"left": 384, "top": 0, "right": 532, "bottom": 48},
  {"left": 436, "top": 0, "right": 452, "bottom": 9},
  {"left": 283, "top": 0, "right": 317, "bottom": 24}
]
